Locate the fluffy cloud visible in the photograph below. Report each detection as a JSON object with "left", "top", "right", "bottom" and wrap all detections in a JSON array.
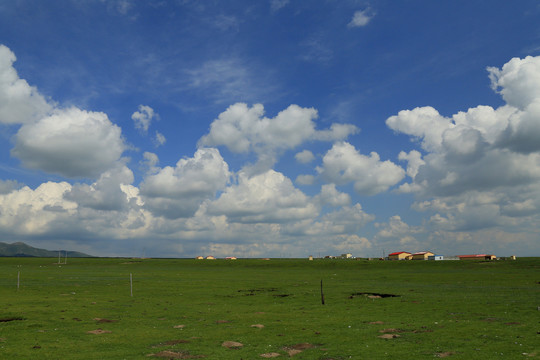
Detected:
[
  {"left": 295, "top": 149, "right": 315, "bottom": 164},
  {"left": 316, "top": 183, "right": 350, "bottom": 207},
  {"left": 0, "top": 181, "right": 75, "bottom": 236},
  {"left": 140, "top": 148, "right": 231, "bottom": 219},
  {"left": 317, "top": 141, "right": 405, "bottom": 195},
  {"left": 0, "top": 45, "right": 52, "bottom": 125},
  {"left": 398, "top": 150, "right": 425, "bottom": 179},
  {"left": 154, "top": 131, "right": 166, "bottom": 146},
  {"left": 386, "top": 106, "right": 452, "bottom": 152},
  {"left": 207, "top": 169, "right": 318, "bottom": 223},
  {"left": 199, "top": 103, "right": 358, "bottom": 171},
  {"left": 386, "top": 55, "right": 540, "bottom": 245},
  {"left": 348, "top": 9, "right": 375, "bottom": 28},
  {"left": 332, "top": 234, "right": 372, "bottom": 253},
  {"left": 293, "top": 204, "right": 374, "bottom": 237},
  {"left": 488, "top": 56, "right": 540, "bottom": 110},
  {"left": 65, "top": 165, "right": 134, "bottom": 211},
  {"left": 131, "top": 104, "right": 156, "bottom": 133},
  {"left": 11, "top": 107, "right": 126, "bottom": 178}
]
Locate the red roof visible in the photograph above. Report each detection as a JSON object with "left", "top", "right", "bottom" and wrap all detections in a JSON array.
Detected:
[
  {"left": 388, "top": 251, "right": 411, "bottom": 256},
  {"left": 411, "top": 251, "right": 433, "bottom": 256}
]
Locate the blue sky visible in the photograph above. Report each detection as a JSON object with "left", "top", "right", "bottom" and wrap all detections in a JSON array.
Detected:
[{"left": 1, "top": 0, "right": 539, "bottom": 257}]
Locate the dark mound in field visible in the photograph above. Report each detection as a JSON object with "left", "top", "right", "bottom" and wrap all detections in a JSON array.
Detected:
[
  {"left": 349, "top": 292, "right": 400, "bottom": 299},
  {"left": 0, "top": 317, "right": 25, "bottom": 322}
]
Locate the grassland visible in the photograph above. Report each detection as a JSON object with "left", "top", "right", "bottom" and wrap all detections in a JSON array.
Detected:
[{"left": 0, "top": 257, "right": 538, "bottom": 359}]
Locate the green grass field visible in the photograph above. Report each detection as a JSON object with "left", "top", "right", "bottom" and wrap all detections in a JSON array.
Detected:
[{"left": 0, "top": 257, "right": 538, "bottom": 359}]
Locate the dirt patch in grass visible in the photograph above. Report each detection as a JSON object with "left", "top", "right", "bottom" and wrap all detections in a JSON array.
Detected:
[
  {"left": 260, "top": 353, "right": 281, "bottom": 358},
  {"left": 150, "top": 350, "right": 205, "bottom": 359},
  {"left": 152, "top": 339, "right": 191, "bottom": 348},
  {"left": 378, "top": 334, "right": 400, "bottom": 339},
  {"left": 281, "top": 343, "right": 316, "bottom": 356},
  {"left": 435, "top": 351, "right": 454, "bottom": 357},
  {"left": 87, "top": 329, "right": 111, "bottom": 334},
  {"left": 379, "top": 328, "right": 403, "bottom": 333},
  {"left": 349, "top": 292, "right": 400, "bottom": 299},
  {"left": 251, "top": 324, "right": 265, "bottom": 328},
  {"left": 93, "top": 318, "right": 117, "bottom": 323},
  {"left": 222, "top": 341, "right": 243, "bottom": 349},
  {"left": 0, "top": 316, "right": 25, "bottom": 322}
]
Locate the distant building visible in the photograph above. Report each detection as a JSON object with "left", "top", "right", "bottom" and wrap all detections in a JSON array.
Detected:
[
  {"left": 411, "top": 251, "right": 434, "bottom": 260},
  {"left": 308, "top": 255, "right": 313, "bottom": 261},
  {"left": 206, "top": 256, "right": 216, "bottom": 260},
  {"left": 458, "top": 254, "right": 495, "bottom": 260},
  {"left": 428, "top": 255, "right": 444, "bottom": 261},
  {"left": 225, "top": 257, "right": 237, "bottom": 260},
  {"left": 388, "top": 251, "right": 411, "bottom": 260},
  {"left": 195, "top": 256, "right": 204, "bottom": 260},
  {"left": 341, "top": 253, "right": 353, "bottom": 259}
]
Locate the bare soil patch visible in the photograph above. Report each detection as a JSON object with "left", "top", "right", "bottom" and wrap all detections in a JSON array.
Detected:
[
  {"left": 86, "top": 329, "right": 111, "bottom": 334},
  {"left": 435, "top": 351, "right": 454, "bottom": 357},
  {"left": 379, "top": 328, "right": 402, "bottom": 333},
  {"left": 150, "top": 350, "right": 204, "bottom": 359},
  {"left": 281, "top": 343, "right": 316, "bottom": 356},
  {"left": 222, "top": 341, "right": 243, "bottom": 349},
  {"left": 251, "top": 324, "right": 265, "bottom": 328},
  {"left": 260, "top": 353, "right": 281, "bottom": 358},
  {"left": 93, "top": 318, "right": 117, "bottom": 323},
  {"left": 152, "top": 339, "right": 191, "bottom": 348},
  {"left": 378, "top": 334, "right": 400, "bottom": 339}
]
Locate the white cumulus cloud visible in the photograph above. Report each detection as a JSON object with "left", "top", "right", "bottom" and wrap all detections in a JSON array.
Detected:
[
  {"left": 12, "top": 107, "right": 126, "bottom": 178},
  {"left": 0, "top": 44, "right": 52, "bottom": 124},
  {"left": 131, "top": 104, "right": 157, "bottom": 133},
  {"left": 199, "top": 103, "right": 358, "bottom": 171},
  {"left": 317, "top": 141, "right": 405, "bottom": 195},
  {"left": 140, "top": 148, "right": 231, "bottom": 219}
]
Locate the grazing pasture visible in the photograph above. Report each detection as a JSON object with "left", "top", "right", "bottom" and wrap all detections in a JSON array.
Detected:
[{"left": 0, "top": 257, "right": 538, "bottom": 359}]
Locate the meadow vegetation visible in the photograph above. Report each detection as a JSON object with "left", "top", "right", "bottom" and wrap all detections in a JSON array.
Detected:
[{"left": 0, "top": 257, "right": 538, "bottom": 359}]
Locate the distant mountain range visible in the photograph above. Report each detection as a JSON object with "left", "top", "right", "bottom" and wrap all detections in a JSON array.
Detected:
[{"left": 0, "top": 241, "right": 93, "bottom": 258}]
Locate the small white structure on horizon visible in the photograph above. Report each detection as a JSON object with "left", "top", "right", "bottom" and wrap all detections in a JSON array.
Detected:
[{"left": 428, "top": 255, "right": 444, "bottom": 261}]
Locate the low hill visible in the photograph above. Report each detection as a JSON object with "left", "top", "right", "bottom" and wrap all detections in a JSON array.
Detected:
[{"left": 0, "top": 241, "right": 93, "bottom": 258}]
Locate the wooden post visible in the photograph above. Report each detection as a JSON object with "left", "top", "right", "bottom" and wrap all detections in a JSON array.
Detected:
[
  {"left": 130, "top": 273, "right": 133, "bottom": 297},
  {"left": 17, "top": 271, "right": 20, "bottom": 290},
  {"left": 320, "top": 279, "right": 325, "bottom": 305}
]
